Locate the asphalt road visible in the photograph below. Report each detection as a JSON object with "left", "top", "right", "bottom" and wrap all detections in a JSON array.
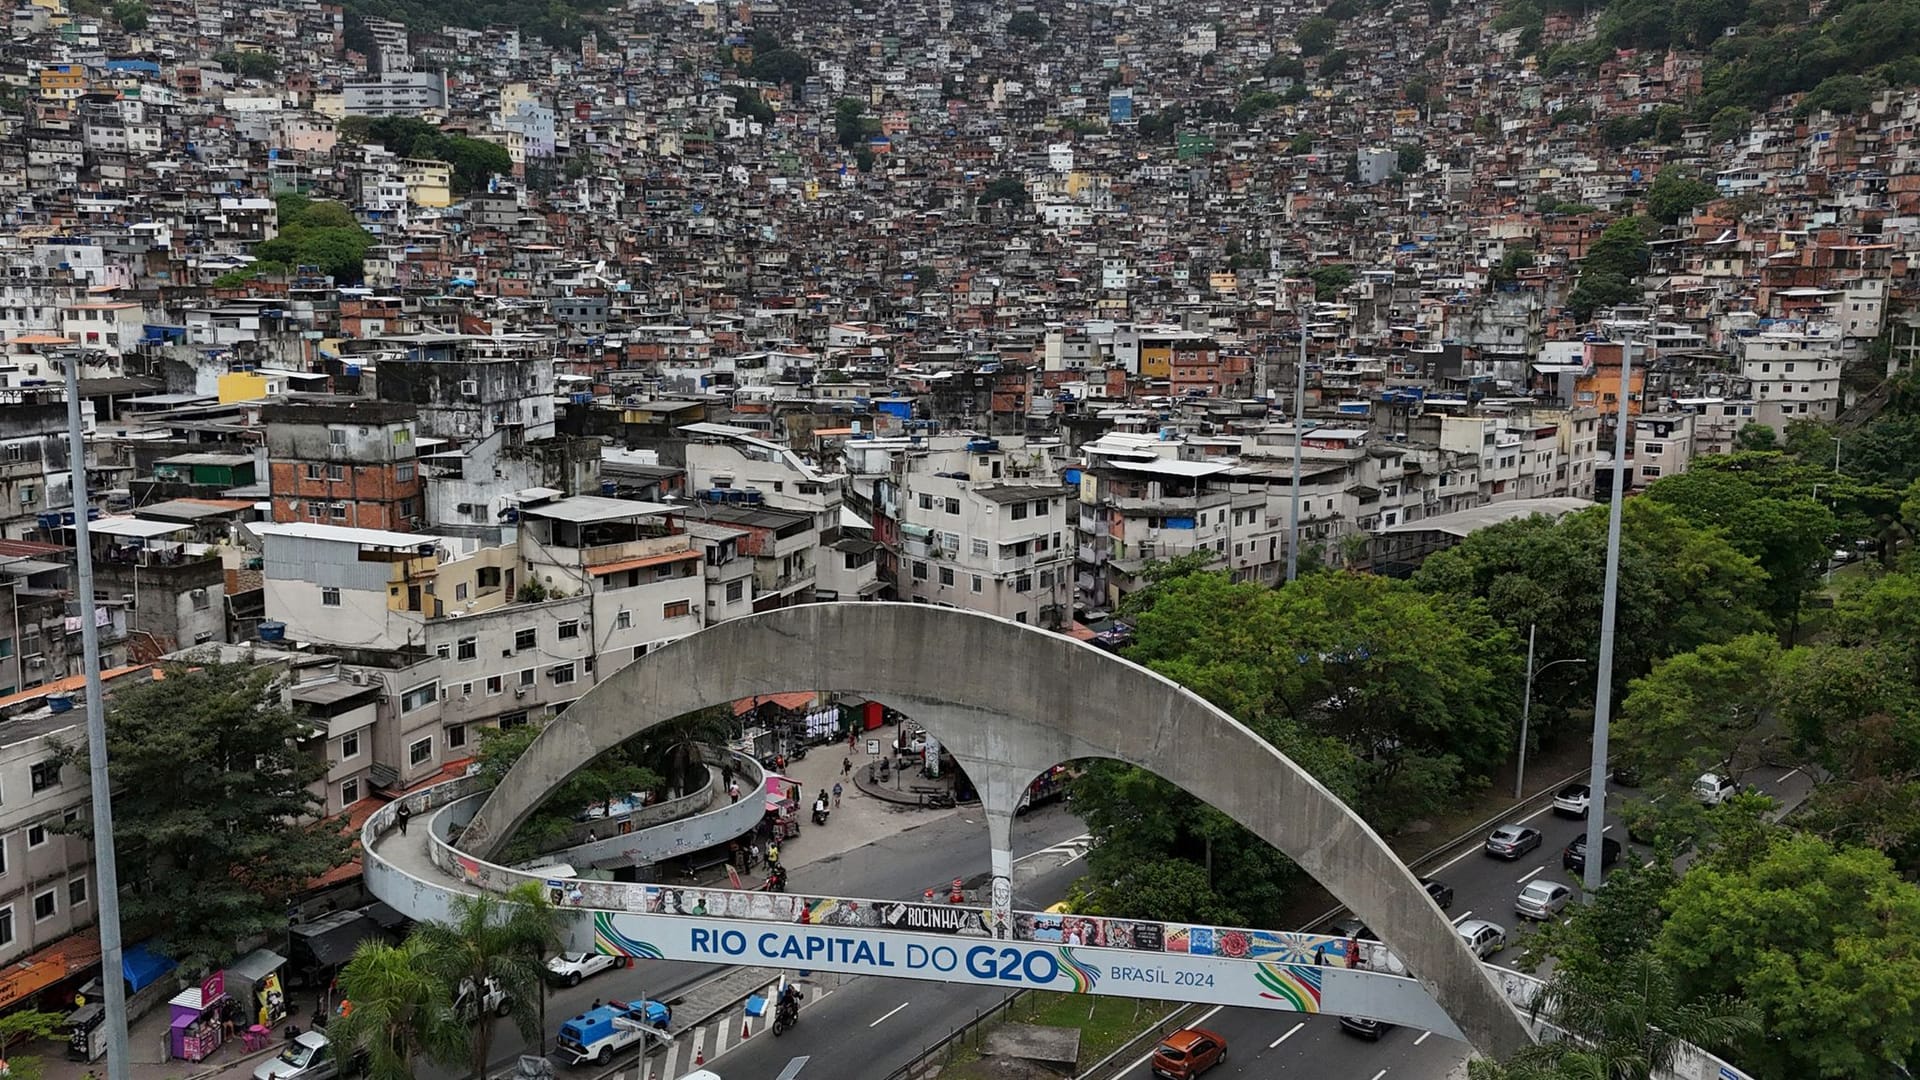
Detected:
[
  {"left": 707, "top": 804, "right": 1093, "bottom": 1080},
  {"left": 1106, "top": 763, "right": 1815, "bottom": 1080},
  {"left": 436, "top": 799, "right": 1088, "bottom": 1080}
]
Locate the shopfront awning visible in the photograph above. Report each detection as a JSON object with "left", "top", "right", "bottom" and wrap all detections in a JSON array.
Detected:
[{"left": 290, "top": 912, "right": 382, "bottom": 970}]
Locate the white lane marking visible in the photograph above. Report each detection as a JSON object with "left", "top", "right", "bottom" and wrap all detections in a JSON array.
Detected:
[
  {"left": 1516, "top": 865, "right": 1544, "bottom": 884},
  {"left": 1271, "top": 1021, "right": 1305, "bottom": 1047},
  {"left": 1414, "top": 1030, "right": 1433, "bottom": 1046},
  {"left": 1603, "top": 825, "right": 1614, "bottom": 833},
  {"left": 1430, "top": 842, "right": 1484, "bottom": 874},
  {"left": 1371, "top": 1070, "right": 1389, "bottom": 1080},
  {"left": 1118, "top": 1005, "right": 1225, "bottom": 1077},
  {"left": 773, "top": 1057, "right": 811, "bottom": 1080},
  {"left": 1780, "top": 768, "right": 1802, "bottom": 783},
  {"left": 1015, "top": 834, "right": 1093, "bottom": 864},
  {"left": 1520, "top": 804, "right": 1554, "bottom": 824},
  {"left": 1651, "top": 793, "right": 1667, "bottom": 804},
  {"left": 869, "top": 1002, "right": 910, "bottom": 1028},
  {"left": 1451, "top": 910, "right": 1473, "bottom": 924},
  {"left": 1643, "top": 858, "right": 1655, "bottom": 869}
]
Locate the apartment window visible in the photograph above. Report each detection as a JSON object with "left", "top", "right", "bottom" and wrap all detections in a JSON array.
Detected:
[
  {"left": 615, "top": 609, "right": 633, "bottom": 630},
  {"left": 326, "top": 463, "right": 345, "bottom": 482},
  {"left": 396, "top": 682, "right": 437, "bottom": 713},
  {"left": 519, "top": 668, "right": 535, "bottom": 687},
  {"left": 971, "top": 575, "right": 983, "bottom": 592},
  {"left": 550, "top": 663, "right": 576, "bottom": 685},
  {"left": 308, "top": 504, "right": 326, "bottom": 521},
  {"left": 663, "top": 600, "right": 692, "bottom": 618},
  {"left": 341, "top": 777, "right": 359, "bottom": 806},
  {"left": 1010, "top": 503, "right": 1027, "bottom": 521},
  {"left": 396, "top": 462, "right": 415, "bottom": 483},
  {"left": 0, "top": 906, "right": 13, "bottom": 947},
  {"left": 1642, "top": 443, "right": 1664, "bottom": 455},
  {"left": 32, "top": 890, "right": 54, "bottom": 922},
  {"left": 1016, "top": 574, "right": 1032, "bottom": 592},
  {"left": 1642, "top": 465, "right": 1663, "bottom": 478},
  {"left": 1032, "top": 500, "right": 1047, "bottom": 517},
  {"left": 912, "top": 561, "right": 928, "bottom": 580},
  {"left": 971, "top": 538, "right": 989, "bottom": 558},
  {"left": 514, "top": 628, "right": 536, "bottom": 651},
  {"left": 486, "top": 675, "right": 503, "bottom": 695},
  {"left": 918, "top": 493, "right": 934, "bottom": 510},
  {"left": 1039, "top": 569, "right": 1053, "bottom": 589},
  {"left": 305, "top": 463, "right": 323, "bottom": 480},
  {"left": 457, "top": 636, "right": 477, "bottom": 661},
  {"left": 341, "top": 730, "right": 361, "bottom": 759},
  {"left": 725, "top": 580, "right": 744, "bottom": 602},
  {"left": 26, "top": 825, "right": 45, "bottom": 849},
  {"left": 435, "top": 644, "right": 451, "bottom": 661},
  {"left": 408, "top": 737, "right": 433, "bottom": 767},
  {"left": 68, "top": 876, "right": 87, "bottom": 908},
  {"left": 945, "top": 498, "right": 960, "bottom": 515},
  {"left": 29, "top": 760, "right": 59, "bottom": 793},
  {"left": 557, "top": 620, "right": 579, "bottom": 640},
  {"left": 330, "top": 503, "right": 348, "bottom": 520},
  {"left": 398, "top": 498, "right": 416, "bottom": 518},
  {"left": 938, "top": 566, "right": 954, "bottom": 586},
  {"left": 329, "top": 429, "right": 348, "bottom": 446},
  {"left": 447, "top": 724, "right": 467, "bottom": 749},
  {"left": 499, "top": 710, "right": 529, "bottom": 730}
]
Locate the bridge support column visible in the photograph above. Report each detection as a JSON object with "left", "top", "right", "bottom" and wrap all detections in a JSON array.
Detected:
[{"left": 984, "top": 806, "right": 1015, "bottom": 939}]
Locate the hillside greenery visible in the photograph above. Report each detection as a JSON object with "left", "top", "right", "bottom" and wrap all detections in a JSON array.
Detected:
[
  {"left": 341, "top": 0, "right": 606, "bottom": 49},
  {"left": 1504, "top": 0, "right": 1920, "bottom": 115}
]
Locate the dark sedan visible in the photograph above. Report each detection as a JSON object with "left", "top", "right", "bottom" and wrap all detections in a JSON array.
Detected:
[{"left": 1562, "top": 834, "right": 1622, "bottom": 874}]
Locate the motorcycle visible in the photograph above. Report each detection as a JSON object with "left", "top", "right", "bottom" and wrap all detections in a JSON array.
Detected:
[
  {"left": 772, "top": 997, "right": 800, "bottom": 1036},
  {"left": 811, "top": 802, "right": 830, "bottom": 826}
]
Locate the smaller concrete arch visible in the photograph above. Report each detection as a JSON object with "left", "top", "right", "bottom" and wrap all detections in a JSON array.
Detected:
[{"left": 460, "top": 603, "right": 1535, "bottom": 1059}]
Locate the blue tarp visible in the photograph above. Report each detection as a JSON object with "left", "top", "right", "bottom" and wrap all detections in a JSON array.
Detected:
[{"left": 122, "top": 942, "right": 175, "bottom": 992}]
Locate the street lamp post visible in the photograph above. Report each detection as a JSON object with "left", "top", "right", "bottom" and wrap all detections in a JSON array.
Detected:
[
  {"left": 1287, "top": 310, "right": 1308, "bottom": 582},
  {"left": 1516, "top": 622, "right": 1588, "bottom": 800},
  {"left": 1584, "top": 336, "right": 1634, "bottom": 895}
]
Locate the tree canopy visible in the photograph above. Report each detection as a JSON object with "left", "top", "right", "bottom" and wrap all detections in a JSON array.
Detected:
[
  {"left": 59, "top": 663, "right": 349, "bottom": 973},
  {"left": 1646, "top": 167, "right": 1720, "bottom": 223},
  {"left": 1070, "top": 565, "right": 1518, "bottom": 925},
  {"left": 254, "top": 194, "right": 374, "bottom": 285},
  {"left": 1642, "top": 466, "right": 1836, "bottom": 625},
  {"left": 342, "top": 117, "right": 510, "bottom": 195}
]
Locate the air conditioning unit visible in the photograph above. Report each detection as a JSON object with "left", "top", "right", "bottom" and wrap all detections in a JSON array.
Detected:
[
  {"left": 27, "top": 657, "right": 43, "bottom": 669},
  {"left": 513, "top": 686, "right": 527, "bottom": 698}
]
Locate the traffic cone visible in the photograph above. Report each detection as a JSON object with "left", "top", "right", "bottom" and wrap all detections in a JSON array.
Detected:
[
  {"left": 694, "top": 1047, "right": 705, "bottom": 1066},
  {"left": 742, "top": 1013, "right": 753, "bottom": 1039},
  {"left": 950, "top": 877, "right": 964, "bottom": 903}
]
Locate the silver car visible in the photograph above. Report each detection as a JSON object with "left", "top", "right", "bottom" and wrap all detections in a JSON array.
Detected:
[
  {"left": 254, "top": 1031, "right": 338, "bottom": 1080},
  {"left": 1456, "top": 919, "right": 1508, "bottom": 958},
  {"left": 1515, "top": 879, "right": 1573, "bottom": 920}
]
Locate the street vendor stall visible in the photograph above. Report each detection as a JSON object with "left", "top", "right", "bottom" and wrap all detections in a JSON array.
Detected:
[
  {"left": 167, "top": 973, "right": 233, "bottom": 1063},
  {"left": 225, "top": 948, "right": 289, "bottom": 1029},
  {"left": 763, "top": 774, "right": 800, "bottom": 840}
]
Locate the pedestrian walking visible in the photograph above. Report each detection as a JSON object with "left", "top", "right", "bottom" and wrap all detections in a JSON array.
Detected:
[
  {"left": 728, "top": 780, "right": 741, "bottom": 804},
  {"left": 768, "top": 840, "right": 781, "bottom": 866},
  {"left": 722, "top": 762, "right": 734, "bottom": 789},
  {"left": 832, "top": 781, "right": 843, "bottom": 809},
  {"left": 841, "top": 756, "right": 852, "bottom": 778},
  {"left": 394, "top": 801, "right": 411, "bottom": 836},
  {"left": 848, "top": 728, "right": 857, "bottom": 751},
  {"left": 750, "top": 842, "right": 762, "bottom": 869}
]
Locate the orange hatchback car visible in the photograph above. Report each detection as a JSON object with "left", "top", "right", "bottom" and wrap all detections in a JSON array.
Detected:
[{"left": 1151, "top": 1027, "right": 1228, "bottom": 1079}]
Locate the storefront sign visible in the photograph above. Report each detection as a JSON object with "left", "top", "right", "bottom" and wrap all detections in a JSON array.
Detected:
[
  {"left": 199, "top": 970, "right": 225, "bottom": 1004},
  {"left": 875, "top": 901, "right": 997, "bottom": 936}
]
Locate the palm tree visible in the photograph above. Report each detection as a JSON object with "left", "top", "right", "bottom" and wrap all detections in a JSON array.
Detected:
[
  {"left": 1509, "top": 951, "right": 1758, "bottom": 1080},
  {"left": 412, "top": 881, "right": 564, "bottom": 1079},
  {"left": 327, "top": 935, "right": 470, "bottom": 1080}
]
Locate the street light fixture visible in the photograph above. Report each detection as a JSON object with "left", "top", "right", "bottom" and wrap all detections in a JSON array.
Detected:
[{"left": 1516, "top": 622, "right": 1587, "bottom": 799}]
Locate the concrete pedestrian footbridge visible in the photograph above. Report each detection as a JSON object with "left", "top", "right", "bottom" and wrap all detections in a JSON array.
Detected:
[{"left": 366, "top": 603, "right": 1546, "bottom": 1055}]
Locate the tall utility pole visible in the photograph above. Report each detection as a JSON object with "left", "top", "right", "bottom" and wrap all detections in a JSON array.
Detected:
[
  {"left": 1287, "top": 311, "right": 1307, "bottom": 582},
  {"left": 64, "top": 352, "right": 130, "bottom": 1080},
  {"left": 1583, "top": 338, "right": 1632, "bottom": 894},
  {"left": 1516, "top": 622, "right": 1586, "bottom": 799}
]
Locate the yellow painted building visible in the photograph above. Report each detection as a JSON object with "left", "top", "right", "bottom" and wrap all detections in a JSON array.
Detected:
[
  {"left": 400, "top": 158, "right": 453, "bottom": 208},
  {"left": 38, "top": 64, "right": 85, "bottom": 100},
  {"left": 216, "top": 371, "right": 271, "bottom": 403},
  {"left": 1140, "top": 344, "right": 1172, "bottom": 379}
]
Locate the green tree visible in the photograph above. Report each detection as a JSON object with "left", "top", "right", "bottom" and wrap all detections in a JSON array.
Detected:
[
  {"left": 1395, "top": 142, "right": 1423, "bottom": 173},
  {"left": 1319, "top": 48, "right": 1353, "bottom": 76},
  {"left": 1262, "top": 54, "right": 1307, "bottom": 81},
  {"left": 1414, "top": 500, "right": 1768, "bottom": 727},
  {"left": 1297, "top": 15, "right": 1338, "bottom": 54},
  {"left": 1006, "top": 11, "right": 1048, "bottom": 38},
  {"left": 1643, "top": 467, "right": 1836, "bottom": 625},
  {"left": 1658, "top": 833, "right": 1920, "bottom": 1077},
  {"left": 1491, "top": 246, "right": 1536, "bottom": 284},
  {"left": 413, "top": 883, "right": 563, "bottom": 1080},
  {"left": 834, "top": 97, "right": 871, "bottom": 149},
  {"left": 0, "top": 1009, "right": 72, "bottom": 1080},
  {"left": 58, "top": 663, "right": 348, "bottom": 973},
  {"left": 1614, "top": 633, "right": 1782, "bottom": 782},
  {"left": 1309, "top": 264, "right": 1354, "bottom": 298},
  {"left": 746, "top": 46, "right": 809, "bottom": 86},
  {"left": 1795, "top": 73, "right": 1879, "bottom": 117},
  {"left": 1841, "top": 413, "right": 1920, "bottom": 488},
  {"left": 979, "top": 175, "right": 1026, "bottom": 205},
  {"left": 329, "top": 937, "right": 470, "bottom": 1080},
  {"left": 111, "top": 0, "right": 148, "bottom": 30},
  {"left": 1569, "top": 216, "right": 1651, "bottom": 318},
  {"left": 1646, "top": 167, "right": 1719, "bottom": 223},
  {"left": 1709, "top": 105, "right": 1753, "bottom": 142},
  {"left": 1734, "top": 421, "right": 1777, "bottom": 450}
]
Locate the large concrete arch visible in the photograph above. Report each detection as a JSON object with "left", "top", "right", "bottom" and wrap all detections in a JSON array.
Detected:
[{"left": 461, "top": 602, "right": 1534, "bottom": 1058}]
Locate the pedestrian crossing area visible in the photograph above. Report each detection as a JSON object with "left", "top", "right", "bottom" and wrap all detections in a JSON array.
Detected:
[
  {"left": 1021, "top": 832, "right": 1093, "bottom": 867},
  {"left": 608, "top": 977, "right": 828, "bottom": 1080}
]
